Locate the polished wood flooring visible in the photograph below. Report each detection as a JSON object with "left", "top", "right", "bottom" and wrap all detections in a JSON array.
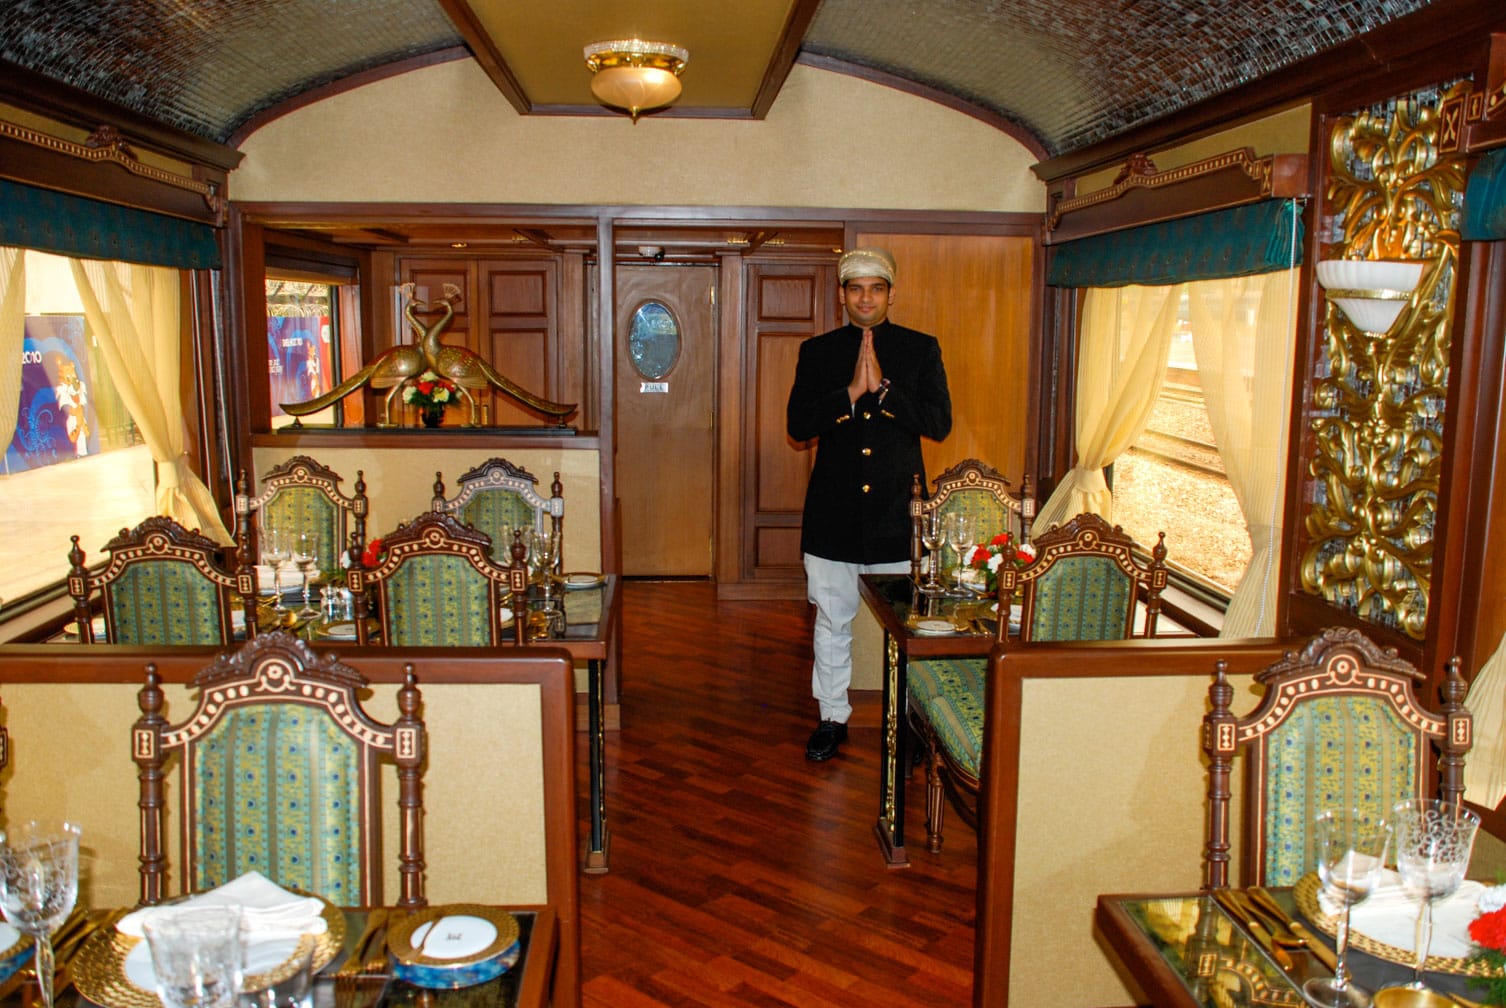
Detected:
[{"left": 578, "top": 580, "right": 978, "bottom": 1007}]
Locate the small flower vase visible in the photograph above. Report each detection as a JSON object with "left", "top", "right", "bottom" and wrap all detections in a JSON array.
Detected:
[{"left": 420, "top": 407, "right": 444, "bottom": 428}]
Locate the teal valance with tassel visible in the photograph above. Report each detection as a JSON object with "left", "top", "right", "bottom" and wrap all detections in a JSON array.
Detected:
[
  {"left": 0, "top": 178, "right": 220, "bottom": 269},
  {"left": 1047, "top": 199, "right": 1303, "bottom": 288}
]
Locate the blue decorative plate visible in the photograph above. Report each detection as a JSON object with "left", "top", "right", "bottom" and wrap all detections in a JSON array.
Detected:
[{"left": 388, "top": 906, "right": 520, "bottom": 990}]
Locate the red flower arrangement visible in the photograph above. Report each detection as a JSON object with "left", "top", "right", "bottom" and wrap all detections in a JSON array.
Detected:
[
  {"left": 1467, "top": 886, "right": 1506, "bottom": 1005},
  {"left": 966, "top": 534, "right": 1037, "bottom": 593},
  {"left": 402, "top": 370, "right": 458, "bottom": 411},
  {"left": 360, "top": 537, "right": 384, "bottom": 568}
]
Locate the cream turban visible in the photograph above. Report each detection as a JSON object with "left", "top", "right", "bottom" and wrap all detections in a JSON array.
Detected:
[{"left": 838, "top": 248, "right": 896, "bottom": 285}]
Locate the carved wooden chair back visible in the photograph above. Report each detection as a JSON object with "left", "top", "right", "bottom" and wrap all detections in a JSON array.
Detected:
[
  {"left": 999, "top": 512, "right": 1167, "bottom": 643},
  {"left": 910, "top": 458, "right": 1033, "bottom": 584},
  {"left": 1202, "top": 627, "right": 1472, "bottom": 890},
  {"left": 430, "top": 458, "right": 563, "bottom": 572},
  {"left": 133, "top": 631, "right": 426, "bottom": 908},
  {"left": 235, "top": 455, "right": 369, "bottom": 575},
  {"left": 68, "top": 516, "right": 254, "bottom": 644},
  {"left": 348, "top": 511, "right": 515, "bottom": 646}
]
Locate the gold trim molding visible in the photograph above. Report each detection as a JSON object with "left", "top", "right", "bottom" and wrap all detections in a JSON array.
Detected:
[
  {"left": 1051, "top": 149, "right": 1273, "bottom": 228},
  {"left": 0, "top": 117, "right": 225, "bottom": 223}
]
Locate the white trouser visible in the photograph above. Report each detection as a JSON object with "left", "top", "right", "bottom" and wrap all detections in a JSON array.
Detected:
[{"left": 804, "top": 553, "right": 912, "bottom": 723}]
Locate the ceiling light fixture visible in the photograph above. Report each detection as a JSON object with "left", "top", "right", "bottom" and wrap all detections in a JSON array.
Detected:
[{"left": 583, "top": 39, "right": 689, "bottom": 122}]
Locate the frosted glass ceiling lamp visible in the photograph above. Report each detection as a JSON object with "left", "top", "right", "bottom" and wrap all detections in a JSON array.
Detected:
[
  {"left": 584, "top": 39, "right": 689, "bottom": 122},
  {"left": 1315, "top": 258, "right": 1425, "bottom": 334}
]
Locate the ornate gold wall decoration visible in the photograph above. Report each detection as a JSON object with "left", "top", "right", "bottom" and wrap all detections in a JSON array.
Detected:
[{"left": 1300, "top": 85, "right": 1467, "bottom": 640}]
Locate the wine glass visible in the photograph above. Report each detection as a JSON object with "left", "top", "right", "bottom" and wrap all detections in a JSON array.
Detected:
[
  {"left": 1302, "top": 807, "right": 1391, "bottom": 1008},
  {"left": 259, "top": 528, "right": 290, "bottom": 612},
  {"left": 290, "top": 532, "right": 320, "bottom": 618},
  {"left": 0, "top": 821, "right": 81, "bottom": 1008},
  {"left": 947, "top": 514, "right": 975, "bottom": 595},
  {"left": 1387, "top": 798, "right": 1480, "bottom": 998},
  {"left": 919, "top": 513, "right": 946, "bottom": 595}
]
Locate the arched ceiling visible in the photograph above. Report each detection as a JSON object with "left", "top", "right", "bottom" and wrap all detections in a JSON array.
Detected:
[{"left": 0, "top": 0, "right": 1448, "bottom": 159}]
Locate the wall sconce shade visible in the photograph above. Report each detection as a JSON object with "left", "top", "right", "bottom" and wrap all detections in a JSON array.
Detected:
[
  {"left": 1315, "top": 258, "right": 1425, "bottom": 334},
  {"left": 584, "top": 39, "right": 689, "bottom": 122}
]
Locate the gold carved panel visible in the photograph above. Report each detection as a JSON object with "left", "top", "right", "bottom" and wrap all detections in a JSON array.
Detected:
[{"left": 1300, "top": 85, "right": 1468, "bottom": 640}]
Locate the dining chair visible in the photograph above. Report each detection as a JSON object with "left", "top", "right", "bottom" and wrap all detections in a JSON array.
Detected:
[
  {"left": 430, "top": 457, "right": 564, "bottom": 572},
  {"left": 133, "top": 630, "right": 427, "bottom": 909},
  {"left": 235, "top": 455, "right": 370, "bottom": 577},
  {"left": 1202, "top": 626, "right": 1472, "bottom": 890},
  {"left": 907, "top": 512, "right": 1168, "bottom": 854},
  {"left": 67, "top": 516, "right": 256, "bottom": 644},
  {"left": 909, "top": 458, "right": 1034, "bottom": 587},
  {"left": 347, "top": 511, "right": 517, "bottom": 646}
]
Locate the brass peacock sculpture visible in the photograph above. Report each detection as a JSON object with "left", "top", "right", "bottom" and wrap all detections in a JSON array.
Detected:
[{"left": 280, "top": 282, "right": 577, "bottom": 427}]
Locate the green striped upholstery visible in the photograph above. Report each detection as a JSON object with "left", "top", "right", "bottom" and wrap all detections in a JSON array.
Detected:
[
  {"left": 938, "top": 487, "right": 1015, "bottom": 546},
  {"left": 1261, "top": 695, "right": 1418, "bottom": 886},
  {"left": 263, "top": 487, "right": 341, "bottom": 572},
  {"left": 1026, "top": 555, "right": 1133, "bottom": 641},
  {"left": 458, "top": 493, "right": 539, "bottom": 555},
  {"left": 107, "top": 560, "right": 227, "bottom": 644},
  {"left": 908, "top": 658, "right": 986, "bottom": 780},
  {"left": 383, "top": 554, "right": 495, "bottom": 646},
  {"left": 190, "top": 704, "right": 364, "bottom": 905}
]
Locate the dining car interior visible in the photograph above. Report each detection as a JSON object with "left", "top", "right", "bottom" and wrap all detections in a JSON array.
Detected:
[{"left": 4, "top": 0, "right": 1506, "bottom": 1006}]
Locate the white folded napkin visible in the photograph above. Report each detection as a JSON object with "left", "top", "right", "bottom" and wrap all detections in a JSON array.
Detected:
[
  {"left": 116, "top": 871, "right": 328, "bottom": 938},
  {"left": 1320, "top": 868, "right": 1485, "bottom": 959},
  {"left": 256, "top": 563, "right": 304, "bottom": 586}
]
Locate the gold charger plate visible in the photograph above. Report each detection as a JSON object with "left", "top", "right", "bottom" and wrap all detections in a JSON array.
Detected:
[
  {"left": 1294, "top": 872, "right": 1500, "bottom": 977},
  {"left": 72, "top": 896, "right": 346, "bottom": 1008}
]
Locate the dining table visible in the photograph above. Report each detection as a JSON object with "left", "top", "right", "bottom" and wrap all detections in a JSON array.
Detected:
[
  {"left": 857, "top": 572, "right": 1006, "bottom": 868},
  {"left": 1097, "top": 889, "right": 1492, "bottom": 1007},
  {"left": 0, "top": 904, "right": 557, "bottom": 1008}
]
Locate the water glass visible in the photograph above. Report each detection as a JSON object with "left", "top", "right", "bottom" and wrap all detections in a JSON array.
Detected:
[
  {"left": 1302, "top": 807, "right": 1390, "bottom": 1008},
  {"left": 144, "top": 905, "right": 245, "bottom": 1008},
  {"left": 239, "top": 934, "right": 315, "bottom": 1008},
  {"left": 0, "top": 821, "right": 80, "bottom": 1008}
]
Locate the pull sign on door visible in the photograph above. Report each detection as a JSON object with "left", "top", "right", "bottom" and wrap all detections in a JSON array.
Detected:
[{"left": 639, "top": 381, "right": 669, "bottom": 394}]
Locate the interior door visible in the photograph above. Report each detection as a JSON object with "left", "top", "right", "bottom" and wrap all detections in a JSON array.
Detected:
[{"left": 615, "top": 264, "right": 716, "bottom": 576}]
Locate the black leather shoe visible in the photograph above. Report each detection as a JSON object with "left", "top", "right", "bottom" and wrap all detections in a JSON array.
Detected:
[{"left": 805, "top": 720, "right": 848, "bottom": 761}]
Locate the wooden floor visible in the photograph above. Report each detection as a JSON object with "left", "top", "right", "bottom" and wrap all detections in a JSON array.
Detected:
[{"left": 577, "top": 580, "right": 978, "bottom": 1007}]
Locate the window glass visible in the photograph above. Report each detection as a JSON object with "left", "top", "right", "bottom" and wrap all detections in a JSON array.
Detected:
[
  {"left": 628, "top": 301, "right": 680, "bottom": 380},
  {"left": 1111, "top": 293, "right": 1251, "bottom": 596},
  {"left": 1, "top": 250, "right": 154, "bottom": 607},
  {"left": 267, "top": 279, "right": 337, "bottom": 428}
]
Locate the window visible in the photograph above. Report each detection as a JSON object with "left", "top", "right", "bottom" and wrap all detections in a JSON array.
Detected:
[
  {"left": 266, "top": 278, "right": 339, "bottom": 428},
  {"left": 1, "top": 250, "right": 155, "bottom": 606},
  {"left": 1111, "top": 291, "right": 1252, "bottom": 597}
]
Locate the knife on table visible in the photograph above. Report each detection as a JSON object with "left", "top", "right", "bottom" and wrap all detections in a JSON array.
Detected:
[
  {"left": 1247, "top": 886, "right": 1340, "bottom": 973},
  {"left": 1212, "top": 888, "right": 1306, "bottom": 977}
]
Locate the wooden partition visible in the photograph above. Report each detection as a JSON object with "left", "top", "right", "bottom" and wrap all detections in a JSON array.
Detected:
[
  {"left": 971, "top": 637, "right": 1290, "bottom": 1008},
  {"left": 0, "top": 644, "right": 582, "bottom": 1007}
]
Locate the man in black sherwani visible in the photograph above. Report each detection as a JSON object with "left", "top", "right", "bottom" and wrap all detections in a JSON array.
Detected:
[{"left": 786, "top": 248, "right": 952, "bottom": 761}]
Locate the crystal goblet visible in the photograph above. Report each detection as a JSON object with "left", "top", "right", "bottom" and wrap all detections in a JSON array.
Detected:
[
  {"left": 1302, "top": 807, "right": 1391, "bottom": 1008},
  {"left": 0, "top": 821, "right": 81, "bottom": 1008},
  {"left": 1385, "top": 799, "right": 1479, "bottom": 1001}
]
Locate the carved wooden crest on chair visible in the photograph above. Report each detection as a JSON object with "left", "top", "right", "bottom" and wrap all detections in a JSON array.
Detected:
[
  {"left": 909, "top": 458, "right": 1035, "bottom": 583},
  {"left": 1202, "top": 626, "right": 1472, "bottom": 890},
  {"left": 133, "top": 630, "right": 426, "bottom": 908},
  {"left": 235, "top": 455, "right": 368, "bottom": 575},
  {"left": 348, "top": 511, "right": 516, "bottom": 646},
  {"left": 431, "top": 458, "right": 564, "bottom": 571},
  {"left": 69, "top": 516, "right": 255, "bottom": 644}
]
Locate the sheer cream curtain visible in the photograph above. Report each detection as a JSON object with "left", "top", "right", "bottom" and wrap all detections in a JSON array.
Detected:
[
  {"left": 1033, "top": 284, "right": 1180, "bottom": 531},
  {"left": 1186, "top": 269, "right": 1298, "bottom": 637},
  {"left": 69, "top": 259, "right": 232, "bottom": 543},
  {"left": 0, "top": 248, "right": 24, "bottom": 451}
]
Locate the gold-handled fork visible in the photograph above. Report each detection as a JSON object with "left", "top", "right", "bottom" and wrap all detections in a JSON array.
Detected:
[
  {"left": 334, "top": 909, "right": 386, "bottom": 1008},
  {"left": 351, "top": 911, "right": 392, "bottom": 1008}
]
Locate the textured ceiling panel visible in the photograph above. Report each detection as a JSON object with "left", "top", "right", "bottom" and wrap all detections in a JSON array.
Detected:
[
  {"left": 803, "top": 0, "right": 1438, "bottom": 155},
  {"left": 0, "top": 0, "right": 460, "bottom": 143},
  {"left": 0, "top": 0, "right": 1447, "bottom": 156}
]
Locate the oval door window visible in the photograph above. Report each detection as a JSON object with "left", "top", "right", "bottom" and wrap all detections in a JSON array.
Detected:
[{"left": 628, "top": 301, "right": 680, "bottom": 380}]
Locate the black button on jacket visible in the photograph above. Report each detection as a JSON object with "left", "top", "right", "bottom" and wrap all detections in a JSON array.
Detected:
[{"left": 787, "top": 321, "right": 952, "bottom": 565}]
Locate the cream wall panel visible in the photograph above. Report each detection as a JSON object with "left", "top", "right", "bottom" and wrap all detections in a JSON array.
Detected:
[
  {"left": 232, "top": 62, "right": 1044, "bottom": 213},
  {"left": 1011, "top": 674, "right": 1250, "bottom": 1007},
  {"left": 249, "top": 445, "right": 602, "bottom": 572},
  {"left": 3, "top": 680, "right": 549, "bottom": 910},
  {"left": 1078, "top": 103, "right": 1312, "bottom": 192}
]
